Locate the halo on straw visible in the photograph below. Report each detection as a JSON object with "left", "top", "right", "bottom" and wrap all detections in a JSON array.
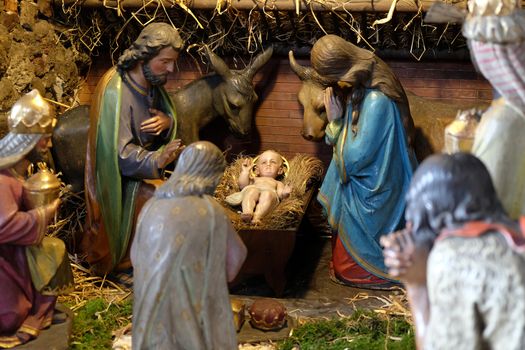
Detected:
[{"left": 250, "top": 153, "right": 290, "bottom": 178}]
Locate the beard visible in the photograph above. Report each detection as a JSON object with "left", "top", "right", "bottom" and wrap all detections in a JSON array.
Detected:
[{"left": 142, "top": 63, "right": 167, "bottom": 86}]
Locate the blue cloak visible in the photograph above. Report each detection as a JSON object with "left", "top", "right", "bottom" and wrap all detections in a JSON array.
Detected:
[{"left": 318, "top": 89, "right": 414, "bottom": 280}]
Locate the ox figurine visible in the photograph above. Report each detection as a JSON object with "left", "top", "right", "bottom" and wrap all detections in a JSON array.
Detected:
[
  {"left": 288, "top": 50, "right": 415, "bottom": 149},
  {"left": 51, "top": 47, "right": 273, "bottom": 192},
  {"left": 288, "top": 50, "right": 489, "bottom": 161}
]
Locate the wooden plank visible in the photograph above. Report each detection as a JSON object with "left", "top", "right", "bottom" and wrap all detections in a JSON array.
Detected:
[{"left": 58, "top": 0, "right": 469, "bottom": 13}]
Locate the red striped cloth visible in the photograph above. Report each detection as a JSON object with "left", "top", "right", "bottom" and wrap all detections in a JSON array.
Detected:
[{"left": 471, "top": 40, "right": 525, "bottom": 114}]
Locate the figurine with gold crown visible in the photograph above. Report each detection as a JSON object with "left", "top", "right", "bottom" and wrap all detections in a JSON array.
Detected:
[{"left": 0, "top": 90, "right": 73, "bottom": 348}]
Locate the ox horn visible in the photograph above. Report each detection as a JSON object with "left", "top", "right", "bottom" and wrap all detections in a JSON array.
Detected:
[
  {"left": 288, "top": 50, "right": 332, "bottom": 86},
  {"left": 206, "top": 46, "right": 232, "bottom": 78},
  {"left": 244, "top": 46, "right": 274, "bottom": 80}
]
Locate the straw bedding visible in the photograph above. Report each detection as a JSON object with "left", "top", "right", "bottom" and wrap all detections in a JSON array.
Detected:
[{"left": 215, "top": 154, "right": 324, "bottom": 230}]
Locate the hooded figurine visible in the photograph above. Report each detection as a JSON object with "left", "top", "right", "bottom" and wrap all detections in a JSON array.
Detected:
[{"left": 426, "top": 0, "right": 525, "bottom": 219}]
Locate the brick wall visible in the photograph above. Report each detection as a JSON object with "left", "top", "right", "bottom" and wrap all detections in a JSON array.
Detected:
[{"left": 78, "top": 55, "right": 492, "bottom": 166}]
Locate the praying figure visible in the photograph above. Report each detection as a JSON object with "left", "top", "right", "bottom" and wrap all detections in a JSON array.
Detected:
[
  {"left": 226, "top": 150, "right": 292, "bottom": 224},
  {"left": 382, "top": 152, "right": 525, "bottom": 350}
]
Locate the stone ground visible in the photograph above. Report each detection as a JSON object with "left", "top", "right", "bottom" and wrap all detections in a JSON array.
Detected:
[
  {"left": 16, "top": 303, "right": 73, "bottom": 350},
  {"left": 231, "top": 229, "right": 404, "bottom": 343}
]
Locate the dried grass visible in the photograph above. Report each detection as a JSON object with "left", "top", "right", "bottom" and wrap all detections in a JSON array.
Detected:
[
  {"left": 49, "top": 190, "right": 129, "bottom": 312},
  {"left": 214, "top": 154, "right": 324, "bottom": 230},
  {"left": 56, "top": 1, "right": 466, "bottom": 66},
  {"left": 346, "top": 288, "right": 413, "bottom": 325},
  {"left": 57, "top": 257, "right": 131, "bottom": 312}
]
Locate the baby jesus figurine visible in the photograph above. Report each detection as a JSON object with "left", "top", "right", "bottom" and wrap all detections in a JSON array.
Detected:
[{"left": 226, "top": 150, "right": 292, "bottom": 224}]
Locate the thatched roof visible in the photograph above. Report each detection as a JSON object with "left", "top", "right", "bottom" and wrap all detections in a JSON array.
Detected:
[{"left": 53, "top": 0, "right": 470, "bottom": 62}]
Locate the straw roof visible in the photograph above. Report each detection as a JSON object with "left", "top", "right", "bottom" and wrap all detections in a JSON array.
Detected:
[{"left": 53, "top": 0, "right": 471, "bottom": 64}]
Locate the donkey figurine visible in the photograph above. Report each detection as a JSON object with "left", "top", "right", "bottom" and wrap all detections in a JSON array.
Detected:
[
  {"left": 175, "top": 47, "right": 273, "bottom": 143},
  {"left": 51, "top": 47, "right": 273, "bottom": 192}
]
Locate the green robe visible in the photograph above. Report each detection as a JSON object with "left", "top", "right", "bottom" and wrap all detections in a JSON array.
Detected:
[{"left": 84, "top": 67, "right": 177, "bottom": 273}]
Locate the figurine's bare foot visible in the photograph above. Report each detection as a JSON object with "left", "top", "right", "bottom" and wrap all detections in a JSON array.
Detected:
[
  {"left": 241, "top": 213, "right": 253, "bottom": 223},
  {"left": 252, "top": 217, "right": 262, "bottom": 225}
]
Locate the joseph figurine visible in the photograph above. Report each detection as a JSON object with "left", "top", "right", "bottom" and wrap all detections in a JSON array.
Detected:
[{"left": 82, "top": 23, "right": 186, "bottom": 275}]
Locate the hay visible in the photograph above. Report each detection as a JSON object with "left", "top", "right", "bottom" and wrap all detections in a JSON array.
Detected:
[
  {"left": 54, "top": 1, "right": 467, "bottom": 66},
  {"left": 345, "top": 288, "right": 413, "bottom": 325},
  {"left": 215, "top": 154, "right": 324, "bottom": 230},
  {"left": 47, "top": 187, "right": 86, "bottom": 254},
  {"left": 58, "top": 257, "right": 131, "bottom": 312}
]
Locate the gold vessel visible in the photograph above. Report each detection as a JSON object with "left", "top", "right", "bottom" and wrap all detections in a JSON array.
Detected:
[
  {"left": 231, "top": 298, "right": 246, "bottom": 332},
  {"left": 444, "top": 108, "right": 481, "bottom": 154},
  {"left": 23, "top": 163, "right": 61, "bottom": 209}
]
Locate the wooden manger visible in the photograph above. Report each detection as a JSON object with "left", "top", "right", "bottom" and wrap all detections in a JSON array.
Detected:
[{"left": 215, "top": 155, "right": 324, "bottom": 296}]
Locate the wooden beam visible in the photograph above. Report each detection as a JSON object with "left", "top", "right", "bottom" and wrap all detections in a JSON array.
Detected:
[{"left": 56, "top": 0, "right": 468, "bottom": 13}]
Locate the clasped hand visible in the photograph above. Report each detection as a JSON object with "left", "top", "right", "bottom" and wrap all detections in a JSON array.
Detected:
[
  {"left": 324, "top": 87, "right": 343, "bottom": 123},
  {"left": 141, "top": 108, "right": 172, "bottom": 136},
  {"left": 380, "top": 225, "right": 429, "bottom": 286}
]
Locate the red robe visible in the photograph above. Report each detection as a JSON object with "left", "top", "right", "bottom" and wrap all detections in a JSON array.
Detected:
[{"left": 0, "top": 170, "right": 56, "bottom": 348}]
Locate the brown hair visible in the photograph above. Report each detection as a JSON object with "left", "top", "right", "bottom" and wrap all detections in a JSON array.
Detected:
[
  {"left": 117, "top": 23, "right": 184, "bottom": 72},
  {"left": 311, "top": 35, "right": 414, "bottom": 145}
]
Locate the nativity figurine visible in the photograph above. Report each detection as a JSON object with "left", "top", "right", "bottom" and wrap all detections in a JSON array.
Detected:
[
  {"left": 0, "top": 90, "right": 73, "bottom": 348},
  {"left": 131, "top": 141, "right": 247, "bottom": 350},
  {"left": 382, "top": 152, "right": 525, "bottom": 350},
  {"left": 225, "top": 150, "right": 292, "bottom": 225},
  {"left": 290, "top": 35, "right": 416, "bottom": 289},
  {"left": 465, "top": 0, "right": 525, "bottom": 219},
  {"left": 82, "top": 22, "right": 185, "bottom": 276}
]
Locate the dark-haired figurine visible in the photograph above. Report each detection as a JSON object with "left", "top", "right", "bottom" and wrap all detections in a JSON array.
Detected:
[
  {"left": 82, "top": 23, "right": 186, "bottom": 275},
  {"left": 131, "top": 141, "right": 247, "bottom": 350},
  {"left": 382, "top": 153, "right": 525, "bottom": 350},
  {"left": 307, "top": 35, "right": 417, "bottom": 288}
]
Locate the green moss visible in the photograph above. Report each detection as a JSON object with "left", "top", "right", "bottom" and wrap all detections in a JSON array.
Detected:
[
  {"left": 65, "top": 300, "right": 413, "bottom": 349},
  {"left": 67, "top": 298, "right": 132, "bottom": 350},
  {"left": 278, "top": 310, "right": 415, "bottom": 350}
]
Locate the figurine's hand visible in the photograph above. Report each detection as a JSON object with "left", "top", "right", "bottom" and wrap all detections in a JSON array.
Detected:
[
  {"left": 44, "top": 198, "right": 61, "bottom": 224},
  {"left": 282, "top": 184, "right": 292, "bottom": 199},
  {"left": 141, "top": 109, "right": 172, "bottom": 135},
  {"left": 241, "top": 158, "right": 252, "bottom": 173},
  {"left": 324, "top": 87, "right": 343, "bottom": 123},
  {"left": 380, "top": 226, "right": 428, "bottom": 286},
  {"left": 157, "top": 139, "right": 185, "bottom": 169}
]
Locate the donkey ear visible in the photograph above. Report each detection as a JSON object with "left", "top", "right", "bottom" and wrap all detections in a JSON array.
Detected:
[
  {"left": 205, "top": 46, "right": 232, "bottom": 79},
  {"left": 244, "top": 46, "right": 273, "bottom": 81}
]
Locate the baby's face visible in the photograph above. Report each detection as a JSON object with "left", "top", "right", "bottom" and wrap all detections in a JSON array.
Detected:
[{"left": 256, "top": 151, "right": 283, "bottom": 178}]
